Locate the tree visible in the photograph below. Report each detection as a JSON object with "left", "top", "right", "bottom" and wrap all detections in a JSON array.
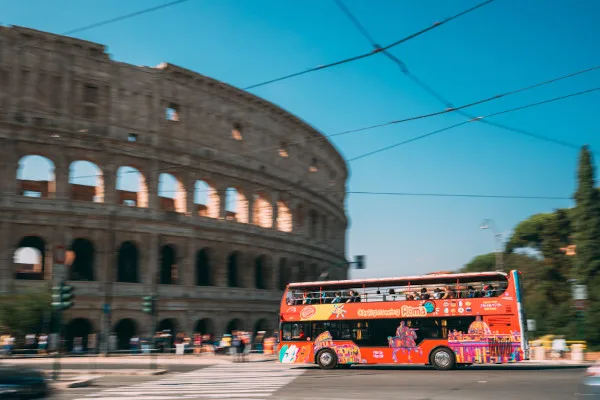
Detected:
[
  {"left": 0, "top": 289, "right": 52, "bottom": 342},
  {"left": 461, "top": 253, "right": 496, "bottom": 273},
  {"left": 573, "top": 145, "right": 600, "bottom": 280},
  {"left": 505, "top": 212, "right": 554, "bottom": 253}
]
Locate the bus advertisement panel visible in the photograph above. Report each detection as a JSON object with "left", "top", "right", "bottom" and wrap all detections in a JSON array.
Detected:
[{"left": 278, "top": 270, "right": 528, "bottom": 370}]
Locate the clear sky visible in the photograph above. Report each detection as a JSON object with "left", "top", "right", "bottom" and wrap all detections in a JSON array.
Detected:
[{"left": 6, "top": 0, "right": 600, "bottom": 277}]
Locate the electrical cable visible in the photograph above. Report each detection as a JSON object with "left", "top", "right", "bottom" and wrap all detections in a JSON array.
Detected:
[
  {"left": 347, "top": 86, "right": 600, "bottom": 162},
  {"left": 61, "top": 0, "right": 193, "bottom": 36},
  {"left": 243, "top": 0, "right": 494, "bottom": 90}
]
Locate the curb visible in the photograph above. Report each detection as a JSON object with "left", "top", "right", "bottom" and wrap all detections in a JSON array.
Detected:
[
  {"left": 49, "top": 375, "right": 99, "bottom": 390},
  {"left": 47, "top": 369, "right": 168, "bottom": 376}
]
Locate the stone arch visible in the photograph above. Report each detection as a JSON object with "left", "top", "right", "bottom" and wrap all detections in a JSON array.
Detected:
[
  {"left": 254, "top": 254, "right": 270, "bottom": 290},
  {"left": 69, "top": 238, "right": 95, "bottom": 281},
  {"left": 225, "top": 187, "right": 248, "bottom": 223},
  {"left": 276, "top": 200, "right": 293, "bottom": 232},
  {"left": 158, "top": 318, "right": 178, "bottom": 350},
  {"left": 254, "top": 318, "right": 270, "bottom": 334},
  {"left": 17, "top": 155, "right": 56, "bottom": 198},
  {"left": 226, "top": 318, "right": 244, "bottom": 334},
  {"left": 196, "top": 248, "right": 212, "bottom": 286},
  {"left": 64, "top": 317, "right": 93, "bottom": 351},
  {"left": 194, "top": 318, "right": 214, "bottom": 336},
  {"left": 278, "top": 258, "right": 290, "bottom": 290},
  {"left": 116, "top": 166, "right": 148, "bottom": 207},
  {"left": 14, "top": 236, "right": 45, "bottom": 280},
  {"left": 194, "top": 180, "right": 220, "bottom": 218},
  {"left": 69, "top": 160, "right": 104, "bottom": 203},
  {"left": 158, "top": 173, "right": 186, "bottom": 213},
  {"left": 160, "top": 244, "right": 178, "bottom": 284},
  {"left": 253, "top": 192, "right": 272, "bottom": 228},
  {"left": 227, "top": 251, "right": 240, "bottom": 288},
  {"left": 309, "top": 210, "right": 318, "bottom": 238},
  {"left": 295, "top": 204, "right": 305, "bottom": 232},
  {"left": 114, "top": 318, "right": 137, "bottom": 350},
  {"left": 117, "top": 241, "right": 139, "bottom": 283}
]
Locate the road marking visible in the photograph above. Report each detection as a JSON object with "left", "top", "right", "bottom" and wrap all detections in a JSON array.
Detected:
[{"left": 76, "top": 362, "right": 305, "bottom": 400}]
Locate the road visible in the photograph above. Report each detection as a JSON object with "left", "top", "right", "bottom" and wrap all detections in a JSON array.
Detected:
[{"left": 49, "top": 362, "right": 590, "bottom": 400}]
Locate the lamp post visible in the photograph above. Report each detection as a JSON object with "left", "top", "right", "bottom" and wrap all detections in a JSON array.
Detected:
[{"left": 480, "top": 219, "right": 504, "bottom": 271}]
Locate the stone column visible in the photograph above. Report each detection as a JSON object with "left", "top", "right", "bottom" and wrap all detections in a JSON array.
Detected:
[
  {"left": 186, "top": 175, "right": 195, "bottom": 218},
  {"left": 212, "top": 247, "right": 227, "bottom": 288},
  {"left": 145, "top": 233, "right": 159, "bottom": 287},
  {"left": 271, "top": 192, "right": 279, "bottom": 230},
  {"left": 247, "top": 194, "right": 255, "bottom": 226},
  {"left": 147, "top": 160, "right": 159, "bottom": 211},
  {"left": 218, "top": 189, "right": 227, "bottom": 219},
  {"left": 0, "top": 220, "right": 12, "bottom": 294},
  {"left": 102, "top": 163, "right": 117, "bottom": 204},
  {"left": 183, "top": 238, "right": 194, "bottom": 286}
]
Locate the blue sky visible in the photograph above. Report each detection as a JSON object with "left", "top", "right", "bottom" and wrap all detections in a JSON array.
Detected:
[{"left": 7, "top": 0, "right": 600, "bottom": 277}]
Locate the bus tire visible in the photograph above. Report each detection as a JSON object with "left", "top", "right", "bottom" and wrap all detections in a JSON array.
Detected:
[
  {"left": 316, "top": 349, "right": 338, "bottom": 370},
  {"left": 430, "top": 347, "right": 456, "bottom": 371}
]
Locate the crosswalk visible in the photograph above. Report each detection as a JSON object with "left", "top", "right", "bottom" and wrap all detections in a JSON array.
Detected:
[{"left": 76, "top": 362, "right": 306, "bottom": 400}]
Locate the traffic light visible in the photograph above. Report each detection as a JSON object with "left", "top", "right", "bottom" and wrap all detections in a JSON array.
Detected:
[
  {"left": 52, "top": 282, "right": 75, "bottom": 310},
  {"left": 142, "top": 296, "right": 155, "bottom": 314},
  {"left": 354, "top": 255, "right": 365, "bottom": 269}
]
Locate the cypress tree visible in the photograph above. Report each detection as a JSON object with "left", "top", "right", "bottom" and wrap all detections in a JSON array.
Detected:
[{"left": 573, "top": 145, "right": 600, "bottom": 279}]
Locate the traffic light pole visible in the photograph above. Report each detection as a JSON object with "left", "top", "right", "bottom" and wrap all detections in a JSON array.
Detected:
[{"left": 52, "top": 281, "right": 63, "bottom": 381}]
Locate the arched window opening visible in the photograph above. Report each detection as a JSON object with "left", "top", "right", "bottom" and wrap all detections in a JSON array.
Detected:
[
  {"left": 226, "top": 318, "right": 243, "bottom": 334},
  {"left": 309, "top": 157, "right": 318, "bottom": 173},
  {"left": 295, "top": 204, "right": 305, "bottom": 231},
  {"left": 279, "top": 142, "right": 289, "bottom": 158},
  {"left": 194, "top": 180, "right": 219, "bottom": 218},
  {"left": 17, "top": 155, "right": 56, "bottom": 198},
  {"left": 276, "top": 200, "right": 293, "bottom": 232},
  {"left": 65, "top": 318, "right": 93, "bottom": 352},
  {"left": 116, "top": 166, "right": 148, "bottom": 207},
  {"left": 69, "top": 160, "right": 104, "bottom": 202},
  {"left": 160, "top": 245, "right": 178, "bottom": 285},
  {"left": 69, "top": 238, "right": 95, "bottom": 281},
  {"left": 253, "top": 192, "right": 272, "bottom": 228},
  {"left": 309, "top": 210, "right": 318, "bottom": 239},
  {"left": 157, "top": 318, "right": 177, "bottom": 350},
  {"left": 227, "top": 252, "right": 240, "bottom": 288},
  {"left": 114, "top": 318, "right": 137, "bottom": 350},
  {"left": 255, "top": 255, "right": 267, "bottom": 290},
  {"left": 158, "top": 173, "right": 186, "bottom": 213},
  {"left": 278, "top": 258, "right": 290, "bottom": 290},
  {"left": 232, "top": 123, "right": 243, "bottom": 141},
  {"left": 117, "top": 241, "right": 139, "bottom": 283},
  {"left": 254, "top": 319, "right": 270, "bottom": 336},
  {"left": 14, "top": 236, "right": 45, "bottom": 280},
  {"left": 225, "top": 187, "right": 248, "bottom": 223},
  {"left": 196, "top": 249, "right": 212, "bottom": 286}
]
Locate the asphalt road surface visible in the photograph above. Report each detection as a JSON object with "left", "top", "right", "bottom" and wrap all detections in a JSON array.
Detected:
[{"left": 49, "top": 363, "right": 591, "bottom": 400}]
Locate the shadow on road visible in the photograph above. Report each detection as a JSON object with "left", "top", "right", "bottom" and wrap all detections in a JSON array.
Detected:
[{"left": 294, "top": 364, "right": 588, "bottom": 371}]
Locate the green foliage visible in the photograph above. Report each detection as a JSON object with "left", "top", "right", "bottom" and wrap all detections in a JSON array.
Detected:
[
  {"left": 505, "top": 212, "right": 554, "bottom": 253},
  {"left": 461, "top": 253, "right": 497, "bottom": 273},
  {"left": 0, "top": 288, "right": 52, "bottom": 340}
]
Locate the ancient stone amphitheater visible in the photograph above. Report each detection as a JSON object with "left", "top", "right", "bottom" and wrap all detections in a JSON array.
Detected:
[{"left": 0, "top": 26, "right": 348, "bottom": 349}]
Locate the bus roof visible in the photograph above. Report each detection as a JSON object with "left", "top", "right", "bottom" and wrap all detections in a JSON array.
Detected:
[{"left": 286, "top": 270, "right": 509, "bottom": 290}]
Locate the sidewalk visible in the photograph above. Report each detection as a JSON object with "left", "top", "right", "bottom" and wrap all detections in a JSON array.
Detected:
[{"left": 521, "top": 359, "right": 591, "bottom": 366}]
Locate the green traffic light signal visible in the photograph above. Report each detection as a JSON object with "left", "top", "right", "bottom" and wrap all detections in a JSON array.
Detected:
[
  {"left": 61, "top": 285, "right": 74, "bottom": 309},
  {"left": 142, "top": 296, "right": 154, "bottom": 314}
]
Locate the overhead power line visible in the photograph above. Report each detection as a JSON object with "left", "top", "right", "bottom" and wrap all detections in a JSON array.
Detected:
[
  {"left": 347, "top": 86, "right": 600, "bottom": 162},
  {"left": 334, "top": 0, "right": 596, "bottom": 154},
  {"left": 61, "top": 0, "right": 193, "bottom": 36},
  {"left": 243, "top": 0, "right": 495, "bottom": 90}
]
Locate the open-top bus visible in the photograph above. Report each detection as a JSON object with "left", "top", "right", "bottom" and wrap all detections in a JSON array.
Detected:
[{"left": 278, "top": 270, "right": 528, "bottom": 370}]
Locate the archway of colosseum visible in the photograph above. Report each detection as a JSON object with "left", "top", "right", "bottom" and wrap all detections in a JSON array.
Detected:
[
  {"left": 158, "top": 173, "right": 186, "bottom": 213},
  {"left": 194, "top": 180, "right": 219, "bottom": 218},
  {"left": 69, "top": 160, "right": 104, "bottom": 203},
  {"left": 227, "top": 251, "right": 240, "bottom": 288},
  {"left": 117, "top": 241, "right": 139, "bottom": 283},
  {"left": 309, "top": 263, "right": 318, "bottom": 282},
  {"left": 68, "top": 238, "right": 95, "bottom": 281},
  {"left": 225, "top": 187, "right": 248, "bottom": 223},
  {"left": 296, "top": 261, "right": 307, "bottom": 282},
  {"left": 276, "top": 200, "right": 293, "bottom": 232},
  {"left": 17, "top": 155, "right": 56, "bottom": 198},
  {"left": 194, "top": 318, "right": 214, "bottom": 336},
  {"left": 278, "top": 258, "right": 290, "bottom": 290},
  {"left": 254, "top": 318, "right": 270, "bottom": 335},
  {"left": 253, "top": 192, "right": 272, "bottom": 228},
  {"left": 158, "top": 318, "right": 178, "bottom": 350},
  {"left": 160, "top": 245, "right": 177, "bottom": 285},
  {"left": 295, "top": 204, "right": 305, "bottom": 232},
  {"left": 64, "top": 317, "right": 93, "bottom": 351},
  {"left": 254, "top": 255, "right": 270, "bottom": 290},
  {"left": 226, "top": 318, "right": 244, "bottom": 334},
  {"left": 195, "top": 248, "right": 212, "bottom": 286},
  {"left": 114, "top": 318, "right": 137, "bottom": 350},
  {"left": 14, "top": 236, "right": 45, "bottom": 280},
  {"left": 116, "top": 166, "right": 148, "bottom": 207}
]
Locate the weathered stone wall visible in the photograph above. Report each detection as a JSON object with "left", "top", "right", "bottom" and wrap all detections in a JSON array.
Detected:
[{"left": 0, "top": 26, "right": 348, "bottom": 339}]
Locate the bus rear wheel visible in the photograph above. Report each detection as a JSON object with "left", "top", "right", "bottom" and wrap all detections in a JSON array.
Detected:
[
  {"left": 430, "top": 347, "right": 456, "bottom": 371},
  {"left": 316, "top": 349, "right": 338, "bottom": 370}
]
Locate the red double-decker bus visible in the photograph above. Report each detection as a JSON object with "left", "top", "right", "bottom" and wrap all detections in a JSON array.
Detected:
[{"left": 278, "top": 270, "right": 528, "bottom": 370}]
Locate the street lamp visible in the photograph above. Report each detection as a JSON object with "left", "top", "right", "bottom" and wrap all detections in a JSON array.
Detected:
[{"left": 480, "top": 219, "right": 504, "bottom": 271}]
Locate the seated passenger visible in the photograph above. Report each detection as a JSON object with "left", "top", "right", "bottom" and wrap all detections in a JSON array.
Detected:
[
  {"left": 467, "top": 285, "right": 476, "bottom": 298},
  {"left": 331, "top": 292, "right": 342, "bottom": 303},
  {"left": 420, "top": 287, "right": 431, "bottom": 300},
  {"left": 433, "top": 288, "right": 442, "bottom": 299}
]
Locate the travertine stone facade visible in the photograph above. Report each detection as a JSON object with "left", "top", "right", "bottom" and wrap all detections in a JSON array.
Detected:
[{"left": 0, "top": 26, "right": 348, "bottom": 346}]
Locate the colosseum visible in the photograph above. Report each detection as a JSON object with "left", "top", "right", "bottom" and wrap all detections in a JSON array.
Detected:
[{"left": 0, "top": 26, "right": 348, "bottom": 350}]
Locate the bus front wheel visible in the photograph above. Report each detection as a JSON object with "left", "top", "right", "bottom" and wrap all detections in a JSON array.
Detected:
[
  {"left": 430, "top": 347, "right": 456, "bottom": 371},
  {"left": 316, "top": 349, "right": 338, "bottom": 370}
]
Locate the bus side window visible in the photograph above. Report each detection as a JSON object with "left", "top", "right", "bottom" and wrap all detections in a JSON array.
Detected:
[
  {"left": 312, "top": 321, "right": 341, "bottom": 339},
  {"left": 282, "top": 322, "right": 310, "bottom": 341}
]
